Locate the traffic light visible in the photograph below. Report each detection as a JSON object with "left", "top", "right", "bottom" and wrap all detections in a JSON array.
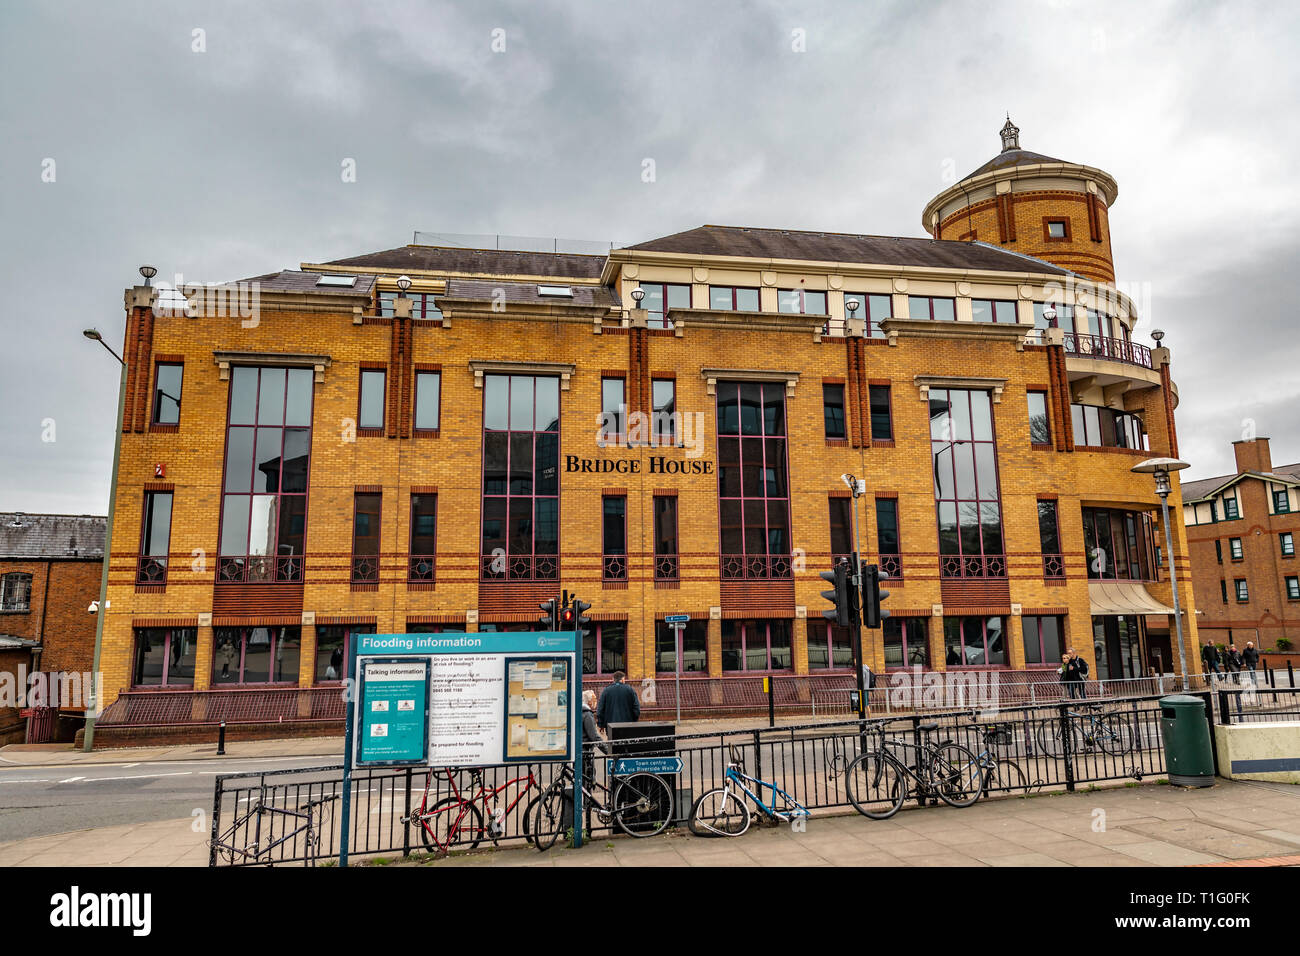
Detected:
[
  {"left": 571, "top": 597, "right": 592, "bottom": 634},
  {"left": 861, "top": 562, "right": 891, "bottom": 629},
  {"left": 819, "top": 559, "right": 858, "bottom": 628},
  {"left": 538, "top": 597, "right": 558, "bottom": 631}
]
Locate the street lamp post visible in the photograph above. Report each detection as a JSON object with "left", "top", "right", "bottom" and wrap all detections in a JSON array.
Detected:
[
  {"left": 81, "top": 279, "right": 140, "bottom": 750},
  {"left": 1132, "top": 456, "right": 1192, "bottom": 690}
]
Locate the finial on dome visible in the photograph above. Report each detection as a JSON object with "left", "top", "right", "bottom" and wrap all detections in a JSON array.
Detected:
[{"left": 1000, "top": 115, "right": 1019, "bottom": 152}]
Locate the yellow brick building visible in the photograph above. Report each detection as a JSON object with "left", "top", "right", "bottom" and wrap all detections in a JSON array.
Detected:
[{"left": 92, "top": 120, "right": 1200, "bottom": 735}]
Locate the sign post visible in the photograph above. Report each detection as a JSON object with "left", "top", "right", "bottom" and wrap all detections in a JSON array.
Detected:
[
  {"left": 337, "top": 631, "right": 579, "bottom": 866},
  {"left": 665, "top": 615, "right": 689, "bottom": 724}
]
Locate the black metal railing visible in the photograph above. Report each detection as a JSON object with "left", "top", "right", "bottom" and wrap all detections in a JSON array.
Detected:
[
  {"left": 217, "top": 555, "right": 303, "bottom": 583},
  {"left": 479, "top": 554, "right": 559, "bottom": 581},
  {"left": 1063, "top": 332, "right": 1153, "bottom": 368},
  {"left": 940, "top": 553, "right": 1007, "bottom": 578},
  {"left": 210, "top": 692, "right": 1197, "bottom": 866},
  {"left": 1215, "top": 683, "right": 1300, "bottom": 725},
  {"left": 720, "top": 553, "right": 793, "bottom": 579}
]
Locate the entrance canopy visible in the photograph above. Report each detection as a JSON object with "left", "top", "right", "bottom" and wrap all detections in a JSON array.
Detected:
[{"left": 1088, "top": 580, "right": 1175, "bottom": 616}]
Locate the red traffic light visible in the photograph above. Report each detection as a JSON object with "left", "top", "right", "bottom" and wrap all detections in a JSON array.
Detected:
[{"left": 561, "top": 608, "right": 575, "bottom": 625}]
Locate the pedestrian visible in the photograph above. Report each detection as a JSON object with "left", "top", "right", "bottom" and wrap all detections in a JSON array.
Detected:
[
  {"left": 1201, "top": 640, "right": 1223, "bottom": 679},
  {"left": 1225, "top": 644, "right": 1243, "bottom": 677},
  {"left": 595, "top": 670, "right": 640, "bottom": 730},
  {"left": 1242, "top": 641, "right": 1260, "bottom": 673},
  {"left": 580, "top": 689, "right": 607, "bottom": 786},
  {"left": 1069, "top": 649, "right": 1090, "bottom": 699},
  {"left": 861, "top": 661, "right": 874, "bottom": 715},
  {"left": 1057, "top": 652, "right": 1073, "bottom": 699}
]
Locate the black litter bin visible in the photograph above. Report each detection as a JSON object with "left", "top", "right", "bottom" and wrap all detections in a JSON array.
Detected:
[{"left": 1159, "top": 695, "right": 1215, "bottom": 787}]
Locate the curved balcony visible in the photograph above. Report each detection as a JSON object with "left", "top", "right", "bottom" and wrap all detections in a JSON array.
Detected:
[{"left": 1063, "top": 332, "right": 1152, "bottom": 369}]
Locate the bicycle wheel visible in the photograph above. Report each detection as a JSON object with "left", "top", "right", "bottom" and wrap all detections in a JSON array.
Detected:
[
  {"left": 982, "top": 758, "right": 1028, "bottom": 797},
  {"left": 844, "top": 751, "right": 905, "bottom": 820},
  {"left": 611, "top": 773, "right": 673, "bottom": 838},
  {"left": 1035, "top": 720, "right": 1075, "bottom": 757},
  {"left": 521, "top": 794, "right": 538, "bottom": 845},
  {"left": 420, "top": 797, "right": 482, "bottom": 853},
  {"left": 532, "top": 779, "right": 570, "bottom": 852},
  {"left": 1095, "top": 715, "right": 1134, "bottom": 755},
  {"left": 688, "top": 788, "right": 751, "bottom": 837},
  {"left": 929, "top": 743, "right": 983, "bottom": 808}
]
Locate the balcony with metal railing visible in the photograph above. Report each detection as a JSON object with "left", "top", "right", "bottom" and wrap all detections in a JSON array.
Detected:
[
  {"left": 720, "top": 553, "right": 793, "bottom": 580},
  {"left": 940, "top": 554, "right": 1007, "bottom": 579},
  {"left": 480, "top": 554, "right": 559, "bottom": 581},
  {"left": 217, "top": 555, "right": 303, "bottom": 583},
  {"left": 1063, "top": 332, "right": 1153, "bottom": 369}
]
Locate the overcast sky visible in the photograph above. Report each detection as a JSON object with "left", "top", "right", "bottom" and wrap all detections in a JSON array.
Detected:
[{"left": 2, "top": 0, "right": 1297, "bottom": 514}]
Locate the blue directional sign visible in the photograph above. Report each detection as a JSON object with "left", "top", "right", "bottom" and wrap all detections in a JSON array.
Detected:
[
  {"left": 664, "top": 614, "right": 690, "bottom": 625},
  {"left": 614, "top": 756, "right": 683, "bottom": 775}
]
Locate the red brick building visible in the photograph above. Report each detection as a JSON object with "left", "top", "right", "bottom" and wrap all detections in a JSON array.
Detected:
[
  {"left": 1182, "top": 439, "right": 1300, "bottom": 652},
  {"left": 0, "top": 513, "right": 106, "bottom": 743}
]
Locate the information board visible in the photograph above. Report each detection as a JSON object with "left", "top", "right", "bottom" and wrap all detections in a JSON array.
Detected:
[
  {"left": 348, "top": 632, "right": 577, "bottom": 769},
  {"left": 355, "top": 657, "right": 429, "bottom": 765}
]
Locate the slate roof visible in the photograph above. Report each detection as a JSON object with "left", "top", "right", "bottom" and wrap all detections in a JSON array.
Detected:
[
  {"left": 320, "top": 245, "right": 607, "bottom": 280},
  {"left": 0, "top": 514, "right": 105, "bottom": 559},
  {"left": 1180, "top": 463, "right": 1300, "bottom": 502},
  {"left": 621, "top": 225, "right": 1072, "bottom": 275},
  {"left": 229, "top": 271, "right": 376, "bottom": 295},
  {"left": 441, "top": 279, "right": 621, "bottom": 309}
]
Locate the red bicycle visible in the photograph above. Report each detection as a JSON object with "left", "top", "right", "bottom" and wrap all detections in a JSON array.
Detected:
[{"left": 408, "top": 766, "right": 541, "bottom": 855}]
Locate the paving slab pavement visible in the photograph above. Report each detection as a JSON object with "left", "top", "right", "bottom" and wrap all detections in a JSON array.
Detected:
[{"left": 3, "top": 777, "right": 1298, "bottom": 868}]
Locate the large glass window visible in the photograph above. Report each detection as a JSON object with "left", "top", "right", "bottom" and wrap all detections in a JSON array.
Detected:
[
  {"left": 1070, "top": 404, "right": 1147, "bottom": 449},
  {"left": 869, "top": 385, "right": 893, "bottom": 441},
  {"left": 829, "top": 497, "right": 853, "bottom": 562},
  {"left": 1083, "top": 507, "right": 1157, "bottom": 581},
  {"left": 0, "top": 572, "right": 31, "bottom": 612},
  {"left": 1093, "top": 615, "right": 1142, "bottom": 680},
  {"left": 603, "top": 496, "right": 627, "bottom": 581},
  {"left": 212, "top": 627, "right": 301, "bottom": 685},
  {"left": 600, "top": 378, "right": 625, "bottom": 443},
  {"left": 777, "top": 289, "right": 827, "bottom": 315},
  {"left": 409, "top": 494, "right": 437, "bottom": 582},
  {"left": 876, "top": 497, "right": 901, "bottom": 578},
  {"left": 218, "top": 366, "right": 313, "bottom": 583},
  {"left": 717, "top": 382, "right": 791, "bottom": 578},
  {"left": 1039, "top": 500, "right": 1063, "bottom": 578},
  {"left": 637, "top": 282, "right": 690, "bottom": 329},
  {"left": 414, "top": 371, "right": 440, "bottom": 431},
  {"left": 709, "top": 286, "right": 760, "bottom": 311},
  {"left": 884, "top": 617, "right": 928, "bottom": 668},
  {"left": 131, "top": 627, "right": 196, "bottom": 686},
  {"left": 930, "top": 388, "right": 1004, "bottom": 578},
  {"left": 378, "top": 290, "right": 441, "bottom": 320},
  {"left": 971, "top": 299, "right": 1017, "bottom": 324},
  {"left": 652, "top": 379, "right": 676, "bottom": 444},
  {"left": 943, "top": 616, "right": 1007, "bottom": 667},
  {"left": 1033, "top": 302, "right": 1077, "bottom": 338},
  {"left": 823, "top": 383, "right": 846, "bottom": 439},
  {"left": 359, "top": 369, "right": 386, "bottom": 429},
  {"left": 655, "top": 620, "right": 708, "bottom": 673},
  {"left": 481, "top": 374, "right": 560, "bottom": 580},
  {"left": 351, "top": 492, "right": 381, "bottom": 583},
  {"left": 720, "top": 619, "right": 792, "bottom": 672},
  {"left": 908, "top": 296, "right": 956, "bottom": 321},
  {"left": 314, "top": 624, "right": 375, "bottom": 682},
  {"left": 844, "top": 292, "right": 892, "bottom": 338},
  {"left": 808, "top": 621, "right": 855, "bottom": 670},
  {"left": 137, "top": 490, "right": 173, "bottom": 584},
  {"left": 1022, "top": 616, "right": 1064, "bottom": 665},
  {"left": 1028, "top": 391, "right": 1051, "bottom": 444},
  {"left": 653, "top": 496, "right": 679, "bottom": 581},
  {"left": 152, "top": 363, "right": 183, "bottom": 425},
  {"left": 582, "top": 622, "right": 627, "bottom": 675}
]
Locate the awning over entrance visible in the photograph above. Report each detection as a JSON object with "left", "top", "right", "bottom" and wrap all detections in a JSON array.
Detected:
[{"left": 1088, "top": 580, "right": 1176, "bottom": 616}]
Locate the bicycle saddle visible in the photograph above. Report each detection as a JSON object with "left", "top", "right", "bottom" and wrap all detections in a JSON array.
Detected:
[{"left": 918, "top": 722, "right": 939, "bottom": 732}]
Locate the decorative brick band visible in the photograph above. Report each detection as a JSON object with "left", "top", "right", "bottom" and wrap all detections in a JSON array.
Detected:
[{"left": 316, "top": 615, "right": 378, "bottom": 626}]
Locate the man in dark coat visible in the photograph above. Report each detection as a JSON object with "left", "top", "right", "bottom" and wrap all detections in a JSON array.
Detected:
[
  {"left": 1225, "top": 644, "right": 1244, "bottom": 675},
  {"left": 1242, "top": 642, "right": 1260, "bottom": 672},
  {"left": 1201, "top": 640, "right": 1223, "bottom": 677},
  {"left": 596, "top": 671, "right": 640, "bottom": 730}
]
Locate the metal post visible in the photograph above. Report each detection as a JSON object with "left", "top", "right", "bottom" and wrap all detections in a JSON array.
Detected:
[
  {"left": 573, "top": 619, "right": 583, "bottom": 850},
  {"left": 767, "top": 675, "right": 775, "bottom": 728},
  {"left": 847, "top": 485, "right": 866, "bottom": 724},
  {"left": 339, "top": 639, "right": 358, "bottom": 867},
  {"left": 216, "top": 721, "right": 227, "bottom": 755},
  {"left": 1157, "top": 492, "right": 1189, "bottom": 691},
  {"left": 673, "top": 622, "right": 683, "bottom": 725},
  {"left": 83, "top": 357, "right": 127, "bottom": 752}
]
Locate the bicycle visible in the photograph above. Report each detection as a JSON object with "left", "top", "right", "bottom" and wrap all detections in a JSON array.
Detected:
[
  {"left": 532, "top": 760, "right": 673, "bottom": 849},
  {"left": 957, "top": 717, "right": 1039, "bottom": 798},
  {"left": 689, "top": 745, "right": 810, "bottom": 837},
  {"left": 1035, "top": 702, "right": 1133, "bottom": 757},
  {"left": 406, "top": 765, "right": 540, "bottom": 855},
  {"left": 211, "top": 786, "right": 337, "bottom": 866},
  {"left": 843, "top": 721, "right": 983, "bottom": 820}
]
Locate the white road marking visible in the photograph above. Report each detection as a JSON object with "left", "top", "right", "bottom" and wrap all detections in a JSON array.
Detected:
[{"left": 58, "top": 776, "right": 85, "bottom": 784}]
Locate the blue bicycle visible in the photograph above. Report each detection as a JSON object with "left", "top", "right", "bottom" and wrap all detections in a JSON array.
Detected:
[{"left": 688, "top": 745, "right": 810, "bottom": 837}]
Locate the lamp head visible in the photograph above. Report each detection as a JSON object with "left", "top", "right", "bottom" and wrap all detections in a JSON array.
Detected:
[
  {"left": 82, "top": 328, "right": 103, "bottom": 341},
  {"left": 138, "top": 264, "right": 157, "bottom": 286},
  {"left": 630, "top": 287, "right": 645, "bottom": 304},
  {"left": 1042, "top": 306, "right": 1057, "bottom": 323},
  {"left": 845, "top": 297, "right": 861, "bottom": 315},
  {"left": 396, "top": 275, "right": 412, "bottom": 294},
  {"left": 1150, "top": 328, "right": 1165, "bottom": 343}
]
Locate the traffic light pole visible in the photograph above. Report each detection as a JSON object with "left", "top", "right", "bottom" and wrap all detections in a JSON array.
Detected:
[{"left": 847, "top": 486, "right": 866, "bottom": 725}]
